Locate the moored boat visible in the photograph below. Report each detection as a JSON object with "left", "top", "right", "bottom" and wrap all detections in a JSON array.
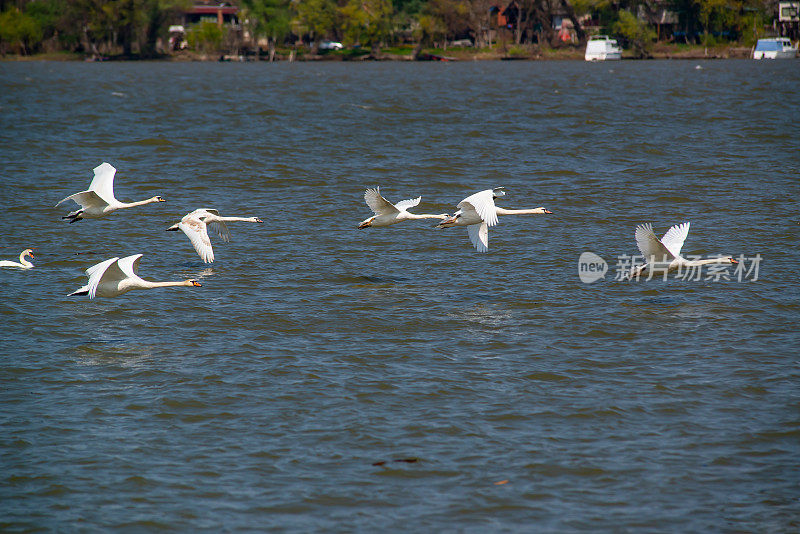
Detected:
[
  {"left": 585, "top": 35, "right": 622, "bottom": 61},
  {"left": 753, "top": 38, "right": 798, "bottom": 59}
]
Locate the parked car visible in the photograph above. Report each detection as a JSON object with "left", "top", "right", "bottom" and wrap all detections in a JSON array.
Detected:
[{"left": 319, "top": 41, "right": 344, "bottom": 51}]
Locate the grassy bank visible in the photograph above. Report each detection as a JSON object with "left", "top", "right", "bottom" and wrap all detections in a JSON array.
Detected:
[{"left": 1, "top": 42, "right": 756, "bottom": 62}]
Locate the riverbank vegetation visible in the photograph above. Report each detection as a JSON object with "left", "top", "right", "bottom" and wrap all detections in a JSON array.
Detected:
[{"left": 0, "top": 0, "right": 791, "bottom": 60}]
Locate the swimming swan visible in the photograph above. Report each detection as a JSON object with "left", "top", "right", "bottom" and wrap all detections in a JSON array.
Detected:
[
  {"left": 436, "top": 187, "right": 552, "bottom": 252},
  {"left": 55, "top": 162, "right": 165, "bottom": 222},
  {"left": 68, "top": 254, "right": 201, "bottom": 298},
  {"left": 358, "top": 187, "right": 448, "bottom": 228},
  {"left": 0, "top": 249, "right": 34, "bottom": 269},
  {"left": 627, "top": 222, "right": 738, "bottom": 280},
  {"left": 167, "top": 208, "right": 263, "bottom": 263}
]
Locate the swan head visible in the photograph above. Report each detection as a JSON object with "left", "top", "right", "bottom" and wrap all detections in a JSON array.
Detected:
[
  {"left": 436, "top": 213, "right": 459, "bottom": 228},
  {"left": 188, "top": 279, "right": 202, "bottom": 287},
  {"left": 540, "top": 207, "right": 553, "bottom": 214},
  {"left": 153, "top": 196, "right": 166, "bottom": 202},
  {"left": 22, "top": 248, "right": 35, "bottom": 259},
  {"left": 254, "top": 217, "right": 263, "bottom": 223},
  {"left": 726, "top": 256, "right": 738, "bottom": 264},
  {"left": 358, "top": 216, "right": 375, "bottom": 229}
]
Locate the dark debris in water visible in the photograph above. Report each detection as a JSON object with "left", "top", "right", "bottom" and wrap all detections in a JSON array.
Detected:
[{"left": 372, "top": 457, "right": 419, "bottom": 466}]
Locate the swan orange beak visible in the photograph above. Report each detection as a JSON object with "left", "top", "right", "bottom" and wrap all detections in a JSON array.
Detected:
[
  {"left": 255, "top": 218, "right": 263, "bottom": 223},
  {"left": 437, "top": 216, "right": 457, "bottom": 228},
  {"left": 543, "top": 209, "right": 553, "bottom": 214},
  {"left": 191, "top": 280, "right": 202, "bottom": 287},
  {"left": 730, "top": 257, "right": 738, "bottom": 264},
  {"left": 358, "top": 221, "right": 371, "bottom": 229}
]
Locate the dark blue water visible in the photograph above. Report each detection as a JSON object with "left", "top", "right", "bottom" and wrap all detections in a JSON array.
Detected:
[{"left": 1, "top": 59, "right": 798, "bottom": 531}]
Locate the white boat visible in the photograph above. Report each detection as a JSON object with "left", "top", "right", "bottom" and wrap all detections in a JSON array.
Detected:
[
  {"left": 585, "top": 35, "right": 622, "bottom": 61},
  {"left": 753, "top": 38, "right": 798, "bottom": 59}
]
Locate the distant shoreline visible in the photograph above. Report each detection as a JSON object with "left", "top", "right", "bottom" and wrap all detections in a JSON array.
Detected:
[{"left": 2, "top": 43, "right": 755, "bottom": 62}]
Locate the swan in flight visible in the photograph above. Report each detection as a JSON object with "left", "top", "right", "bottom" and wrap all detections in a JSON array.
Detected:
[
  {"left": 358, "top": 187, "right": 448, "bottom": 228},
  {"left": 167, "top": 208, "right": 263, "bottom": 263},
  {"left": 0, "top": 249, "right": 34, "bottom": 269},
  {"left": 68, "top": 254, "right": 201, "bottom": 298},
  {"left": 55, "top": 162, "right": 165, "bottom": 222},
  {"left": 627, "top": 222, "right": 738, "bottom": 280},
  {"left": 436, "top": 187, "right": 552, "bottom": 252}
]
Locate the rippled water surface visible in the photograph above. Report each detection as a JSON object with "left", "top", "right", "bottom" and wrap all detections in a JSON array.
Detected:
[{"left": 1, "top": 59, "right": 798, "bottom": 531}]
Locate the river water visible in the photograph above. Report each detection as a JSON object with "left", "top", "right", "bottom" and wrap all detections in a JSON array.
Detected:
[{"left": 1, "top": 59, "right": 798, "bottom": 531}]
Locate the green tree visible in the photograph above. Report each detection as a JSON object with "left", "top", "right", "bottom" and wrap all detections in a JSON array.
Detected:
[
  {"left": 339, "top": 0, "right": 393, "bottom": 54},
  {"left": 421, "top": 0, "right": 468, "bottom": 48},
  {"left": 23, "top": 0, "right": 64, "bottom": 50},
  {"left": 0, "top": 7, "right": 43, "bottom": 55},
  {"left": 412, "top": 12, "right": 445, "bottom": 57},
  {"left": 242, "top": 0, "right": 291, "bottom": 60},
  {"left": 292, "top": 0, "right": 338, "bottom": 52},
  {"left": 613, "top": 9, "right": 656, "bottom": 57},
  {"left": 187, "top": 20, "right": 225, "bottom": 55}
]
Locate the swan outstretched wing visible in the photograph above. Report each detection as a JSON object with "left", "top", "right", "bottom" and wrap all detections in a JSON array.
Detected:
[
  {"left": 394, "top": 196, "right": 421, "bottom": 212},
  {"left": 635, "top": 223, "right": 674, "bottom": 261},
  {"left": 467, "top": 222, "right": 489, "bottom": 252},
  {"left": 180, "top": 218, "right": 214, "bottom": 263},
  {"left": 117, "top": 254, "right": 143, "bottom": 278},
  {"left": 660, "top": 222, "right": 690, "bottom": 258},
  {"left": 54, "top": 190, "right": 106, "bottom": 209},
  {"left": 88, "top": 162, "right": 118, "bottom": 204},
  {"left": 208, "top": 220, "right": 230, "bottom": 243},
  {"left": 364, "top": 187, "right": 399, "bottom": 216},
  {"left": 190, "top": 209, "right": 230, "bottom": 242},
  {"left": 459, "top": 189, "right": 499, "bottom": 227},
  {"left": 84, "top": 257, "right": 120, "bottom": 299}
]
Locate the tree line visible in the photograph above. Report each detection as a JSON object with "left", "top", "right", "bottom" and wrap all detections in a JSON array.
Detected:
[{"left": 0, "top": 0, "right": 779, "bottom": 58}]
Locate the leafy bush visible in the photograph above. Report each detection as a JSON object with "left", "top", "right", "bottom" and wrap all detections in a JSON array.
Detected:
[
  {"left": 613, "top": 10, "right": 656, "bottom": 58},
  {"left": 187, "top": 22, "right": 225, "bottom": 55},
  {"left": 0, "top": 8, "right": 43, "bottom": 55}
]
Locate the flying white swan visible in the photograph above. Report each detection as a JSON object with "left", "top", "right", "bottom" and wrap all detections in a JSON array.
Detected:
[
  {"left": 436, "top": 187, "right": 552, "bottom": 252},
  {"left": 626, "top": 221, "right": 738, "bottom": 280},
  {"left": 358, "top": 187, "right": 448, "bottom": 228},
  {"left": 55, "top": 162, "right": 165, "bottom": 222},
  {"left": 167, "top": 208, "right": 263, "bottom": 263},
  {"left": 68, "top": 254, "right": 201, "bottom": 298},
  {"left": 0, "top": 249, "right": 34, "bottom": 269}
]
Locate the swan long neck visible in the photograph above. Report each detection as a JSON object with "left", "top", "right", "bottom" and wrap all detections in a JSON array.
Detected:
[
  {"left": 687, "top": 257, "right": 733, "bottom": 266},
  {"left": 138, "top": 279, "right": 194, "bottom": 289},
  {"left": 495, "top": 207, "right": 549, "bottom": 215},
  {"left": 19, "top": 251, "right": 33, "bottom": 267},
  {"left": 120, "top": 197, "right": 161, "bottom": 209},
  {"left": 212, "top": 216, "right": 259, "bottom": 222},
  {"left": 405, "top": 213, "right": 448, "bottom": 220}
]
